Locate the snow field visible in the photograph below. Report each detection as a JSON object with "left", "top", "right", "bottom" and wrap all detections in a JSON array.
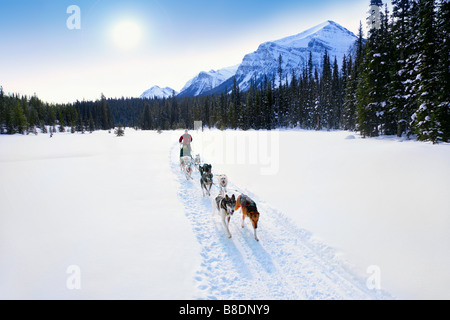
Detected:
[
  {"left": 172, "top": 141, "right": 389, "bottom": 300},
  {"left": 0, "top": 130, "right": 200, "bottom": 299},
  {"left": 1, "top": 129, "right": 448, "bottom": 300},
  {"left": 192, "top": 129, "right": 450, "bottom": 300},
  {"left": 173, "top": 131, "right": 395, "bottom": 300}
]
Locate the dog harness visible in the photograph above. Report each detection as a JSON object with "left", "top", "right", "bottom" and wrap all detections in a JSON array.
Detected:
[{"left": 239, "top": 195, "right": 256, "bottom": 208}]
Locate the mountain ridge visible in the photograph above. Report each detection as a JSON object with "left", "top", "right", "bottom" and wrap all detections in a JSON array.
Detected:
[
  {"left": 140, "top": 86, "right": 178, "bottom": 99},
  {"left": 140, "top": 20, "right": 359, "bottom": 99},
  {"left": 201, "top": 20, "right": 358, "bottom": 96},
  {"left": 177, "top": 65, "right": 239, "bottom": 97}
]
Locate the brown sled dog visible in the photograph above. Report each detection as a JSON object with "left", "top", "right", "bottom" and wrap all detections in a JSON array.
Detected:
[{"left": 235, "top": 194, "right": 260, "bottom": 241}]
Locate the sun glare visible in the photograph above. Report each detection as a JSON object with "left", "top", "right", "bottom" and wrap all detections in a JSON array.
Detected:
[{"left": 112, "top": 20, "right": 142, "bottom": 50}]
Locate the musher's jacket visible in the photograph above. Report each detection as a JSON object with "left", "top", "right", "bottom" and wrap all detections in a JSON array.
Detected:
[{"left": 179, "top": 134, "right": 193, "bottom": 144}]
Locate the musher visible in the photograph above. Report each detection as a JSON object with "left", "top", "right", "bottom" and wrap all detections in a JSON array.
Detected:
[{"left": 179, "top": 129, "right": 193, "bottom": 158}]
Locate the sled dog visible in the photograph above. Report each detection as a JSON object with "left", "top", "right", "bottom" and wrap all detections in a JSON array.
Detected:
[
  {"left": 194, "top": 154, "right": 201, "bottom": 171},
  {"left": 199, "top": 163, "right": 212, "bottom": 176},
  {"left": 200, "top": 172, "right": 213, "bottom": 197},
  {"left": 217, "top": 174, "right": 228, "bottom": 195},
  {"left": 212, "top": 194, "right": 236, "bottom": 239},
  {"left": 235, "top": 194, "right": 260, "bottom": 241},
  {"left": 180, "top": 156, "right": 193, "bottom": 180}
]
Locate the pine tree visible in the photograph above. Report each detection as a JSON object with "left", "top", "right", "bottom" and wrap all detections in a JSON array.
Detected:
[
  {"left": 313, "top": 69, "right": 321, "bottom": 130},
  {"left": 389, "top": 0, "right": 415, "bottom": 137},
  {"left": 412, "top": 0, "right": 441, "bottom": 142},
  {"left": 12, "top": 101, "right": 28, "bottom": 134},
  {"left": 356, "top": 6, "right": 392, "bottom": 137},
  {"left": 115, "top": 123, "right": 125, "bottom": 137},
  {"left": 241, "top": 78, "right": 257, "bottom": 131},
  {"left": 435, "top": 0, "right": 450, "bottom": 141},
  {"left": 319, "top": 49, "right": 333, "bottom": 130},
  {"left": 48, "top": 105, "right": 56, "bottom": 130},
  {"left": 142, "top": 102, "right": 152, "bottom": 130},
  {"left": 88, "top": 111, "right": 95, "bottom": 133},
  {"left": 58, "top": 110, "right": 65, "bottom": 132},
  {"left": 340, "top": 55, "right": 350, "bottom": 129},
  {"left": 201, "top": 97, "right": 211, "bottom": 129},
  {"left": 379, "top": 4, "right": 395, "bottom": 135},
  {"left": 263, "top": 75, "right": 274, "bottom": 130},
  {"left": 75, "top": 116, "right": 83, "bottom": 133},
  {"left": 40, "top": 121, "right": 48, "bottom": 134},
  {"left": 343, "top": 22, "right": 366, "bottom": 131},
  {"left": 277, "top": 54, "right": 283, "bottom": 88},
  {"left": 254, "top": 79, "right": 263, "bottom": 129},
  {"left": 2, "top": 97, "right": 11, "bottom": 134},
  {"left": 331, "top": 57, "right": 342, "bottom": 129},
  {"left": 275, "top": 56, "right": 289, "bottom": 128},
  {"left": 302, "top": 52, "right": 315, "bottom": 129},
  {"left": 230, "top": 77, "right": 241, "bottom": 129},
  {"left": 288, "top": 70, "right": 300, "bottom": 128}
]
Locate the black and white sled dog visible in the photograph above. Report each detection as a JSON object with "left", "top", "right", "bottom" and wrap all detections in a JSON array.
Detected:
[
  {"left": 200, "top": 171, "right": 213, "bottom": 197},
  {"left": 199, "top": 163, "right": 212, "bottom": 176},
  {"left": 212, "top": 194, "right": 236, "bottom": 239}
]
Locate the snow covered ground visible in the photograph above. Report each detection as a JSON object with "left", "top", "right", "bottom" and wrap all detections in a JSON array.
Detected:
[
  {"left": 0, "top": 130, "right": 200, "bottom": 299},
  {"left": 1, "top": 129, "right": 449, "bottom": 299}
]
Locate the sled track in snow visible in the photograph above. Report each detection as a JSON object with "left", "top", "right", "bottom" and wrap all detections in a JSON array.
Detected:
[{"left": 170, "top": 143, "right": 392, "bottom": 300}]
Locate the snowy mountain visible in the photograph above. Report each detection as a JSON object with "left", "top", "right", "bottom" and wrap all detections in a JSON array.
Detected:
[
  {"left": 140, "top": 86, "right": 178, "bottom": 99},
  {"left": 204, "top": 20, "right": 359, "bottom": 95},
  {"left": 178, "top": 65, "right": 239, "bottom": 97},
  {"left": 143, "top": 21, "right": 358, "bottom": 98}
]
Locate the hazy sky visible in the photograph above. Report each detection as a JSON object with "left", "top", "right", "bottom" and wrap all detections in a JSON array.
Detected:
[{"left": 0, "top": 0, "right": 371, "bottom": 103}]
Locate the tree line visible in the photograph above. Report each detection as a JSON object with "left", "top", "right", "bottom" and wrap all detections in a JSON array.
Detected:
[
  {"left": 0, "top": 90, "right": 114, "bottom": 135},
  {"left": 353, "top": 0, "right": 449, "bottom": 143},
  {"left": 1, "top": 0, "right": 448, "bottom": 143}
]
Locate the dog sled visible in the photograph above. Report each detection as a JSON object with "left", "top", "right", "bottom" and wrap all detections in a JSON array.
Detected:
[
  {"left": 179, "top": 141, "right": 195, "bottom": 180},
  {"left": 180, "top": 144, "right": 192, "bottom": 158}
]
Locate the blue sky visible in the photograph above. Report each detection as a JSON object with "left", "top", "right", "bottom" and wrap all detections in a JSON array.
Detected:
[{"left": 0, "top": 0, "right": 370, "bottom": 103}]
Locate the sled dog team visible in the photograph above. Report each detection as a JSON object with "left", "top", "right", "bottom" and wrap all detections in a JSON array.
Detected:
[
  {"left": 179, "top": 130, "right": 259, "bottom": 241},
  {"left": 196, "top": 160, "right": 260, "bottom": 242}
]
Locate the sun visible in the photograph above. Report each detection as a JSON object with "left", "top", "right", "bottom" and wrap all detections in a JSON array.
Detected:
[{"left": 112, "top": 20, "right": 142, "bottom": 50}]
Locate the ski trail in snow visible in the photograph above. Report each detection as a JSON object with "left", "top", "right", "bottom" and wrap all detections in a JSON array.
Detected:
[{"left": 170, "top": 143, "right": 392, "bottom": 300}]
